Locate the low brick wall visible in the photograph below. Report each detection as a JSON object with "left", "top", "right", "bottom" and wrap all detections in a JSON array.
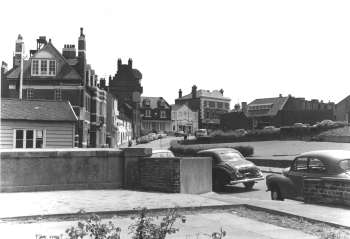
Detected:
[
  {"left": 304, "top": 177, "right": 350, "bottom": 207},
  {"left": 138, "top": 157, "right": 212, "bottom": 194},
  {"left": 0, "top": 148, "right": 124, "bottom": 192}
]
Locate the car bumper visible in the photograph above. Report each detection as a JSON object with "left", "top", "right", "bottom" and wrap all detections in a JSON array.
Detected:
[{"left": 229, "top": 176, "right": 264, "bottom": 185}]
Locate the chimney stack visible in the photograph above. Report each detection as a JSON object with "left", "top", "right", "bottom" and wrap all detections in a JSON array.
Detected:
[
  {"left": 62, "top": 44, "right": 76, "bottom": 59},
  {"left": 242, "top": 102, "right": 247, "bottom": 113},
  {"left": 128, "top": 58, "right": 133, "bottom": 68},
  {"left": 117, "top": 58, "right": 122, "bottom": 69},
  {"left": 178, "top": 89, "right": 182, "bottom": 98},
  {"left": 191, "top": 85, "right": 197, "bottom": 99}
]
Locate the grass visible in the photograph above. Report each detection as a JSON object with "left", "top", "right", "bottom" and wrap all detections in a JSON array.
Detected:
[{"left": 231, "top": 206, "right": 350, "bottom": 239}]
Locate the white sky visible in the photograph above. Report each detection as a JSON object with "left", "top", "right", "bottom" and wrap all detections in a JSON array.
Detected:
[{"left": 1, "top": 0, "right": 349, "bottom": 105}]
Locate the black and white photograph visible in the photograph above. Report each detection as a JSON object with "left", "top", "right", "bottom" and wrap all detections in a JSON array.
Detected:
[{"left": 1, "top": 0, "right": 350, "bottom": 238}]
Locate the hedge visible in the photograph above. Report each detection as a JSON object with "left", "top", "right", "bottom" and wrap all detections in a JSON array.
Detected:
[{"left": 169, "top": 140, "right": 254, "bottom": 157}]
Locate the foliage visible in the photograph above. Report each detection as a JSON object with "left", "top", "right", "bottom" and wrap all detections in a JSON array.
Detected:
[
  {"left": 129, "top": 207, "right": 186, "bottom": 239},
  {"left": 65, "top": 214, "right": 121, "bottom": 239},
  {"left": 169, "top": 140, "right": 254, "bottom": 157}
]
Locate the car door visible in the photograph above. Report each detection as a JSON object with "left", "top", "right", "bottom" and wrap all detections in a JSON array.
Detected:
[
  {"left": 286, "top": 157, "right": 308, "bottom": 199},
  {"left": 307, "top": 157, "right": 327, "bottom": 178}
]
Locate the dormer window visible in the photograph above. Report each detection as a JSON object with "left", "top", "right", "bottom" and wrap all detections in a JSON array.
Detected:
[
  {"left": 32, "top": 59, "right": 56, "bottom": 76},
  {"left": 143, "top": 99, "right": 151, "bottom": 107}
]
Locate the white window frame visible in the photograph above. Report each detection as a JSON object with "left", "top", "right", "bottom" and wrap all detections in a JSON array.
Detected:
[
  {"left": 31, "top": 59, "right": 56, "bottom": 76},
  {"left": 13, "top": 129, "right": 46, "bottom": 148},
  {"left": 145, "top": 109, "right": 151, "bottom": 117},
  {"left": 26, "top": 88, "right": 34, "bottom": 99},
  {"left": 54, "top": 88, "right": 62, "bottom": 100},
  {"left": 160, "top": 111, "right": 166, "bottom": 119}
]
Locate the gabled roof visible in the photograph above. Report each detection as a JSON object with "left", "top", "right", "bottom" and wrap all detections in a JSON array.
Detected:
[
  {"left": 5, "top": 42, "right": 82, "bottom": 81},
  {"left": 337, "top": 95, "right": 350, "bottom": 106},
  {"left": 141, "top": 96, "right": 170, "bottom": 109},
  {"left": 245, "top": 96, "right": 289, "bottom": 117},
  {"left": 1, "top": 99, "right": 77, "bottom": 122},
  {"left": 171, "top": 104, "right": 195, "bottom": 112},
  {"left": 178, "top": 89, "right": 231, "bottom": 101}
]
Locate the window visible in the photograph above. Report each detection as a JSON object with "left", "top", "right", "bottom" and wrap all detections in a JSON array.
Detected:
[
  {"left": 160, "top": 111, "right": 166, "bottom": 118},
  {"left": 49, "top": 60, "right": 56, "bottom": 75},
  {"left": 31, "top": 59, "right": 56, "bottom": 76},
  {"left": 145, "top": 109, "right": 151, "bottom": 117},
  {"left": 217, "top": 102, "right": 223, "bottom": 109},
  {"left": 308, "top": 158, "right": 326, "bottom": 173},
  {"left": 26, "top": 88, "right": 34, "bottom": 99},
  {"left": 54, "top": 89, "right": 62, "bottom": 100},
  {"left": 85, "top": 95, "right": 90, "bottom": 112},
  {"left": 14, "top": 129, "right": 44, "bottom": 148},
  {"left": 40, "top": 60, "right": 47, "bottom": 75},
  {"left": 204, "top": 101, "right": 208, "bottom": 107},
  {"left": 209, "top": 101, "right": 215, "bottom": 108},
  {"left": 225, "top": 103, "right": 230, "bottom": 110},
  {"left": 292, "top": 157, "right": 308, "bottom": 172},
  {"left": 32, "top": 60, "right": 39, "bottom": 75}
]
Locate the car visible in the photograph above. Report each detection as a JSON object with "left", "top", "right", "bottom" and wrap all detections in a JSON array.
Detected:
[
  {"left": 234, "top": 129, "right": 248, "bottom": 136},
  {"left": 195, "top": 129, "right": 208, "bottom": 138},
  {"left": 150, "top": 149, "right": 175, "bottom": 158},
  {"left": 197, "top": 148, "right": 264, "bottom": 191},
  {"left": 174, "top": 131, "right": 186, "bottom": 137},
  {"left": 293, "top": 123, "right": 307, "bottom": 128},
  {"left": 266, "top": 150, "right": 350, "bottom": 201}
]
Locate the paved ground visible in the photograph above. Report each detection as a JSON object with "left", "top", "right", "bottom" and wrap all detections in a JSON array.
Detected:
[{"left": 0, "top": 189, "right": 325, "bottom": 239}]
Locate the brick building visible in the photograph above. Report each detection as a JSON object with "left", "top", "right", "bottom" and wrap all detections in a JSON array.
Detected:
[
  {"left": 335, "top": 95, "right": 350, "bottom": 123},
  {"left": 4, "top": 28, "right": 107, "bottom": 147},
  {"left": 221, "top": 95, "right": 335, "bottom": 130},
  {"left": 175, "top": 85, "right": 231, "bottom": 129},
  {"left": 108, "top": 59, "right": 143, "bottom": 138},
  {"left": 140, "top": 97, "right": 171, "bottom": 133}
]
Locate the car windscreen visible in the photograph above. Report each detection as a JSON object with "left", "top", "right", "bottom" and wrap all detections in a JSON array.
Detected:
[
  {"left": 218, "top": 152, "right": 244, "bottom": 162},
  {"left": 339, "top": 159, "right": 350, "bottom": 171}
]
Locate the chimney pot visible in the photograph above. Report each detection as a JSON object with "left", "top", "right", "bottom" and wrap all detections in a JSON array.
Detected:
[{"left": 178, "top": 89, "right": 182, "bottom": 98}]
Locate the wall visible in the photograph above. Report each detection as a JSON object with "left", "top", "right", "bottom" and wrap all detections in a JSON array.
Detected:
[
  {"left": 138, "top": 156, "right": 212, "bottom": 194},
  {"left": 220, "top": 111, "right": 252, "bottom": 130},
  {"left": 0, "top": 148, "right": 124, "bottom": 192},
  {"left": 0, "top": 120, "right": 75, "bottom": 149},
  {"left": 335, "top": 96, "right": 350, "bottom": 122},
  {"left": 304, "top": 178, "right": 350, "bottom": 207}
]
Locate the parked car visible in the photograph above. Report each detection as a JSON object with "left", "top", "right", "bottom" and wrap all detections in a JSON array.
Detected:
[
  {"left": 197, "top": 148, "right": 264, "bottom": 191},
  {"left": 293, "top": 122, "right": 307, "bottom": 128},
  {"left": 195, "top": 129, "right": 208, "bottom": 138},
  {"left": 175, "top": 131, "right": 186, "bottom": 137},
  {"left": 234, "top": 129, "right": 248, "bottom": 136},
  {"left": 150, "top": 149, "right": 175, "bottom": 158},
  {"left": 266, "top": 150, "right": 350, "bottom": 201}
]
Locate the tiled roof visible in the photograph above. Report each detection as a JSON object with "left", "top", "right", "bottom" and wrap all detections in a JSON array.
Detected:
[
  {"left": 245, "top": 97, "right": 289, "bottom": 117},
  {"left": 141, "top": 97, "right": 170, "bottom": 109},
  {"left": 1, "top": 99, "right": 78, "bottom": 122},
  {"left": 178, "top": 89, "right": 231, "bottom": 101},
  {"left": 5, "top": 42, "right": 82, "bottom": 81}
]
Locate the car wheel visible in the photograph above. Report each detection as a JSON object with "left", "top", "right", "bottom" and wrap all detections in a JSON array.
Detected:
[
  {"left": 271, "top": 186, "right": 284, "bottom": 201},
  {"left": 243, "top": 182, "right": 255, "bottom": 190}
]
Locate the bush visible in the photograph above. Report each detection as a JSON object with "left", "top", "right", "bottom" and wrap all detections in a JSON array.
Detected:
[{"left": 169, "top": 140, "right": 254, "bottom": 157}]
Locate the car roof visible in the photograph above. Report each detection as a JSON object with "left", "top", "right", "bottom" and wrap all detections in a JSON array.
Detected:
[
  {"left": 198, "top": 148, "right": 239, "bottom": 154},
  {"left": 298, "top": 150, "right": 350, "bottom": 165},
  {"left": 152, "top": 149, "right": 172, "bottom": 154}
]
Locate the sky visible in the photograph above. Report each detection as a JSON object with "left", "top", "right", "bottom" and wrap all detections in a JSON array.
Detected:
[{"left": 1, "top": 0, "right": 349, "bottom": 105}]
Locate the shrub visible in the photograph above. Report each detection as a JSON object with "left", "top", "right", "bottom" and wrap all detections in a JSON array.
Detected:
[{"left": 169, "top": 140, "right": 254, "bottom": 157}]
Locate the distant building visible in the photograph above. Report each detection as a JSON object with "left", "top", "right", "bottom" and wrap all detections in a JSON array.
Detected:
[
  {"left": 222, "top": 95, "right": 335, "bottom": 129},
  {"left": 1, "top": 61, "right": 9, "bottom": 98},
  {"left": 171, "top": 104, "right": 198, "bottom": 134},
  {"left": 108, "top": 59, "right": 143, "bottom": 138},
  {"left": 4, "top": 28, "right": 107, "bottom": 148},
  {"left": 175, "top": 85, "right": 231, "bottom": 129},
  {"left": 0, "top": 99, "right": 77, "bottom": 149},
  {"left": 335, "top": 95, "right": 350, "bottom": 123},
  {"left": 140, "top": 96, "right": 171, "bottom": 133}
]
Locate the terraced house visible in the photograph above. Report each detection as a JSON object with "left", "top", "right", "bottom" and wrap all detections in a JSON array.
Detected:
[
  {"left": 140, "top": 97, "right": 171, "bottom": 133},
  {"left": 4, "top": 28, "right": 107, "bottom": 147}
]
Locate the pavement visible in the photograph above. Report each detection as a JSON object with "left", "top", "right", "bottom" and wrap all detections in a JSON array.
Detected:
[{"left": 0, "top": 189, "right": 349, "bottom": 239}]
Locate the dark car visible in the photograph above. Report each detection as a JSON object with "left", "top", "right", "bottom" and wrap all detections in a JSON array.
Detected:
[
  {"left": 174, "top": 131, "right": 186, "bottom": 137},
  {"left": 197, "top": 148, "right": 264, "bottom": 191},
  {"left": 266, "top": 150, "right": 350, "bottom": 201}
]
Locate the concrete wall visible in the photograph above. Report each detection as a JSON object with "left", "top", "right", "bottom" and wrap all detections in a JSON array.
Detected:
[
  {"left": 138, "top": 156, "right": 212, "bottom": 194},
  {"left": 304, "top": 178, "right": 350, "bottom": 207},
  {"left": 0, "top": 148, "right": 124, "bottom": 192}
]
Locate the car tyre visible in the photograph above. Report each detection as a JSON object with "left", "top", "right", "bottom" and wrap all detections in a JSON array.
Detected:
[
  {"left": 271, "top": 186, "right": 284, "bottom": 201},
  {"left": 243, "top": 182, "right": 255, "bottom": 190}
]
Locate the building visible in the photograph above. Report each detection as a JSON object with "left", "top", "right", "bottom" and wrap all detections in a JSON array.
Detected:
[
  {"left": 335, "top": 95, "right": 350, "bottom": 123},
  {"left": 175, "top": 85, "right": 231, "bottom": 129},
  {"left": 4, "top": 28, "right": 107, "bottom": 147},
  {"left": 171, "top": 104, "right": 198, "bottom": 133},
  {"left": 1, "top": 61, "right": 9, "bottom": 98},
  {"left": 106, "top": 93, "right": 132, "bottom": 147},
  {"left": 140, "top": 97, "right": 171, "bottom": 133},
  {"left": 0, "top": 99, "right": 77, "bottom": 149},
  {"left": 108, "top": 59, "right": 143, "bottom": 138},
  {"left": 241, "top": 95, "right": 335, "bottom": 129}
]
